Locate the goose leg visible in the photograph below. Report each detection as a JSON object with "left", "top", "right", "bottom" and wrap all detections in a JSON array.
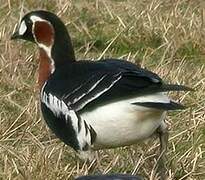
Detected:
[{"left": 157, "top": 122, "right": 168, "bottom": 180}]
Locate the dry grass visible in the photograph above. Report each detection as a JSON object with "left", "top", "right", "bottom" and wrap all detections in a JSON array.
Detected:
[{"left": 0, "top": 0, "right": 205, "bottom": 179}]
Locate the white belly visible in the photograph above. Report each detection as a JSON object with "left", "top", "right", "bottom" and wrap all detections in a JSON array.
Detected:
[{"left": 80, "top": 94, "right": 167, "bottom": 149}]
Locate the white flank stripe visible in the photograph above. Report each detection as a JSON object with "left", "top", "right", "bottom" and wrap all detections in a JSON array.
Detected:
[
  {"left": 78, "top": 119, "right": 92, "bottom": 149},
  {"left": 41, "top": 91, "right": 92, "bottom": 149},
  {"left": 41, "top": 91, "right": 78, "bottom": 130}
]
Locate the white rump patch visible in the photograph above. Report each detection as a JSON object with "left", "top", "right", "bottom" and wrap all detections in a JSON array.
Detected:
[{"left": 19, "top": 20, "right": 27, "bottom": 35}]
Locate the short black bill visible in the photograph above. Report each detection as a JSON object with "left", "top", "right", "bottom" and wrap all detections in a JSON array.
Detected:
[{"left": 11, "top": 31, "right": 20, "bottom": 40}]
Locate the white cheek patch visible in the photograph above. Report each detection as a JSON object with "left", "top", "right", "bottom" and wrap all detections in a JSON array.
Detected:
[{"left": 19, "top": 20, "right": 27, "bottom": 35}]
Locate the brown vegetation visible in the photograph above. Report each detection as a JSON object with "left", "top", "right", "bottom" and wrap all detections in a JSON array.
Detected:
[{"left": 0, "top": 0, "right": 204, "bottom": 179}]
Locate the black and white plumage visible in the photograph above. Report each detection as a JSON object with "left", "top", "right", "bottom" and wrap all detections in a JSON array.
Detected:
[
  {"left": 40, "top": 59, "right": 189, "bottom": 154},
  {"left": 11, "top": 10, "right": 192, "bottom": 179}
]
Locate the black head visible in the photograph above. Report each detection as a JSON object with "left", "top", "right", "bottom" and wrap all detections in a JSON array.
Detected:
[
  {"left": 11, "top": 13, "right": 34, "bottom": 42},
  {"left": 11, "top": 10, "right": 75, "bottom": 63},
  {"left": 11, "top": 10, "right": 66, "bottom": 42}
]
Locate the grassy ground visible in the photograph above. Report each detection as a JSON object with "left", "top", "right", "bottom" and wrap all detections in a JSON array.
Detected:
[{"left": 0, "top": 0, "right": 205, "bottom": 179}]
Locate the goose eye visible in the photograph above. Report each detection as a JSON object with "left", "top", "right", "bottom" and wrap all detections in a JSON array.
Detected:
[{"left": 27, "top": 19, "right": 32, "bottom": 25}]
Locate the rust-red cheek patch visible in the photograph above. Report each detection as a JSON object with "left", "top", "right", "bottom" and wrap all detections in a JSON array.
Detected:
[{"left": 34, "top": 21, "right": 54, "bottom": 46}]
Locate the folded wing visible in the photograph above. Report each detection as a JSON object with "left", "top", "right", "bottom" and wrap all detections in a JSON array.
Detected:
[{"left": 46, "top": 59, "right": 191, "bottom": 113}]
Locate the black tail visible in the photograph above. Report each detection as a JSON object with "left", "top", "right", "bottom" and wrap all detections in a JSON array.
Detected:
[
  {"left": 160, "top": 84, "right": 193, "bottom": 92},
  {"left": 141, "top": 84, "right": 193, "bottom": 95},
  {"left": 132, "top": 101, "right": 186, "bottom": 110}
]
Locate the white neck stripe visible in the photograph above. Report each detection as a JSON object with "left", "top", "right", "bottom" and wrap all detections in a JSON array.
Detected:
[
  {"left": 39, "top": 43, "right": 55, "bottom": 73},
  {"left": 29, "top": 15, "right": 55, "bottom": 73}
]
